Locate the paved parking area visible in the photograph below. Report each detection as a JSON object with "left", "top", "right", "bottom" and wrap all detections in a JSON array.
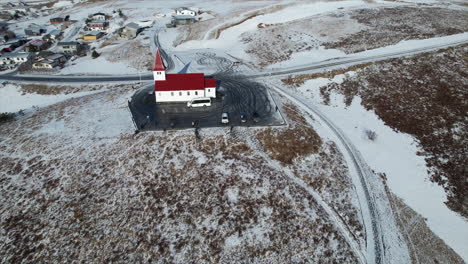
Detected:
[{"left": 128, "top": 74, "right": 284, "bottom": 131}]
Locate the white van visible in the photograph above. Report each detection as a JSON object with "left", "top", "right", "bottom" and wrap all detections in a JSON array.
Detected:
[{"left": 187, "top": 97, "right": 211, "bottom": 108}]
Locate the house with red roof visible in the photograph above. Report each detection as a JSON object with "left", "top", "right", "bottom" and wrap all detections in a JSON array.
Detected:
[{"left": 153, "top": 49, "right": 217, "bottom": 103}]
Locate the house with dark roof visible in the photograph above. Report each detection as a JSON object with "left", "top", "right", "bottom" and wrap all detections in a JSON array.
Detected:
[
  {"left": 25, "top": 39, "right": 51, "bottom": 52},
  {"left": 32, "top": 53, "right": 67, "bottom": 70},
  {"left": 171, "top": 15, "right": 197, "bottom": 26},
  {"left": 50, "top": 15, "right": 69, "bottom": 25},
  {"left": 118, "top": 22, "right": 141, "bottom": 39},
  {"left": 24, "top": 26, "right": 46, "bottom": 36},
  {"left": 90, "top": 12, "right": 107, "bottom": 21},
  {"left": 153, "top": 49, "right": 216, "bottom": 103}
]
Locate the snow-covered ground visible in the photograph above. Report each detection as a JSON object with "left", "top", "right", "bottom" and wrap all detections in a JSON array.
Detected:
[
  {"left": 0, "top": 84, "right": 99, "bottom": 113},
  {"left": 267, "top": 33, "right": 468, "bottom": 70},
  {"left": 289, "top": 74, "right": 468, "bottom": 261},
  {"left": 175, "top": 0, "right": 368, "bottom": 60}
]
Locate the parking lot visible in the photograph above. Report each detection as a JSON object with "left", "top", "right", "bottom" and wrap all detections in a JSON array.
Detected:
[{"left": 128, "top": 73, "right": 284, "bottom": 131}]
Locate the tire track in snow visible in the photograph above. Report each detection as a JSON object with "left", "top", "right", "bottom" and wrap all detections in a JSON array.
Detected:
[
  {"left": 241, "top": 129, "right": 367, "bottom": 264},
  {"left": 267, "top": 83, "right": 385, "bottom": 264}
]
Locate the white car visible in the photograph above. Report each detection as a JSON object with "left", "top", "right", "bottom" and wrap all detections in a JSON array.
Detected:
[{"left": 221, "top": 112, "right": 229, "bottom": 124}]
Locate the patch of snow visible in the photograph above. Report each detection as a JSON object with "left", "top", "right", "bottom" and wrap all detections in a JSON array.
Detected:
[
  {"left": 225, "top": 187, "right": 239, "bottom": 203},
  {"left": 59, "top": 56, "right": 139, "bottom": 75},
  {"left": 224, "top": 233, "right": 241, "bottom": 248},
  {"left": 53, "top": 1, "right": 73, "bottom": 8},
  {"left": 176, "top": 0, "right": 367, "bottom": 59},
  {"left": 0, "top": 84, "right": 98, "bottom": 113}
]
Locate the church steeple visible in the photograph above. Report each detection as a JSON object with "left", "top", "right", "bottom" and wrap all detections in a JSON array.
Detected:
[{"left": 153, "top": 49, "right": 166, "bottom": 81}]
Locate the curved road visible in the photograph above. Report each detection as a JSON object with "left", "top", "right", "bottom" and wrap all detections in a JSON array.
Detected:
[
  {"left": 0, "top": 38, "right": 466, "bottom": 83},
  {"left": 268, "top": 82, "right": 384, "bottom": 264}
]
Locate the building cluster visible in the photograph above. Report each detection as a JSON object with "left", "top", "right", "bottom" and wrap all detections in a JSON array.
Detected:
[
  {"left": 0, "top": 8, "right": 147, "bottom": 71},
  {"left": 0, "top": 16, "right": 90, "bottom": 71}
]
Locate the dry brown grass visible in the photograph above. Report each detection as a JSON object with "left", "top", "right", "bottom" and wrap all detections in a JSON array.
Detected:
[
  {"left": 104, "top": 40, "right": 152, "bottom": 70},
  {"left": 325, "top": 7, "right": 468, "bottom": 53},
  {"left": 213, "top": 4, "right": 288, "bottom": 39},
  {"left": 257, "top": 125, "right": 322, "bottom": 165},
  {"left": 282, "top": 103, "right": 307, "bottom": 125},
  {"left": 20, "top": 83, "right": 131, "bottom": 95},
  {"left": 282, "top": 62, "right": 374, "bottom": 87},
  {"left": 319, "top": 45, "right": 468, "bottom": 217}
]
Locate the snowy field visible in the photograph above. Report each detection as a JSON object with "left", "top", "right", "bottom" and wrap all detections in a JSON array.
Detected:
[
  {"left": 278, "top": 44, "right": 468, "bottom": 260},
  {"left": 0, "top": 88, "right": 369, "bottom": 262}
]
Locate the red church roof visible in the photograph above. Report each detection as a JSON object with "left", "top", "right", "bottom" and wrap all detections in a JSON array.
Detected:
[
  {"left": 155, "top": 73, "right": 216, "bottom": 92},
  {"left": 154, "top": 49, "right": 165, "bottom": 71}
]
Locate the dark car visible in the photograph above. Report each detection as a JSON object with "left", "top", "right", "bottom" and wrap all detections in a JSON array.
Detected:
[
  {"left": 252, "top": 112, "right": 260, "bottom": 123},
  {"left": 240, "top": 112, "right": 247, "bottom": 123}
]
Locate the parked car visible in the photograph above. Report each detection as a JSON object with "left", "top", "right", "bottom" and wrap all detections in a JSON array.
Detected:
[
  {"left": 240, "top": 112, "right": 247, "bottom": 123},
  {"left": 221, "top": 112, "right": 229, "bottom": 124},
  {"left": 252, "top": 112, "right": 260, "bottom": 123}
]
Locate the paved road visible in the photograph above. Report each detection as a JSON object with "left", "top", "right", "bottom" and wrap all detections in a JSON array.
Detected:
[{"left": 1, "top": 38, "right": 466, "bottom": 83}]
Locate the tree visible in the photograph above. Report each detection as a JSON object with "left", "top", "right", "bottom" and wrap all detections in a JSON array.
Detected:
[{"left": 91, "top": 50, "right": 100, "bottom": 59}]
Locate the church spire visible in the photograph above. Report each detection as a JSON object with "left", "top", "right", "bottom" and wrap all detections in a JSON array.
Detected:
[
  {"left": 154, "top": 49, "right": 165, "bottom": 71},
  {"left": 153, "top": 48, "right": 166, "bottom": 81}
]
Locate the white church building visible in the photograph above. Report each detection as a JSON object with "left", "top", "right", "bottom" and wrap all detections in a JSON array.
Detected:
[{"left": 153, "top": 49, "right": 217, "bottom": 103}]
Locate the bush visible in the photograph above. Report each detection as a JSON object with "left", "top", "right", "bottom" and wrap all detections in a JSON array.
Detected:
[
  {"left": 91, "top": 50, "right": 100, "bottom": 59},
  {"left": 365, "top": 129, "right": 377, "bottom": 141},
  {"left": 0, "top": 112, "right": 14, "bottom": 124}
]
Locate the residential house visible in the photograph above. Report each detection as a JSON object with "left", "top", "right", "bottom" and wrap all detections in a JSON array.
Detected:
[
  {"left": 32, "top": 53, "right": 67, "bottom": 70},
  {"left": 86, "top": 20, "right": 108, "bottom": 31},
  {"left": 171, "top": 15, "right": 197, "bottom": 26},
  {"left": 57, "top": 41, "right": 87, "bottom": 55},
  {"left": 24, "top": 26, "right": 46, "bottom": 36},
  {"left": 175, "top": 7, "right": 196, "bottom": 16},
  {"left": 0, "top": 52, "right": 30, "bottom": 68},
  {"left": 119, "top": 22, "right": 140, "bottom": 40},
  {"left": 43, "top": 30, "right": 63, "bottom": 41},
  {"left": 0, "top": 38, "right": 28, "bottom": 53},
  {"left": 90, "top": 12, "right": 106, "bottom": 21},
  {"left": 25, "top": 39, "right": 51, "bottom": 52},
  {"left": 50, "top": 15, "right": 69, "bottom": 25},
  {"left": 83, "top": 31, "right": 104, "bottom": 41}
]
